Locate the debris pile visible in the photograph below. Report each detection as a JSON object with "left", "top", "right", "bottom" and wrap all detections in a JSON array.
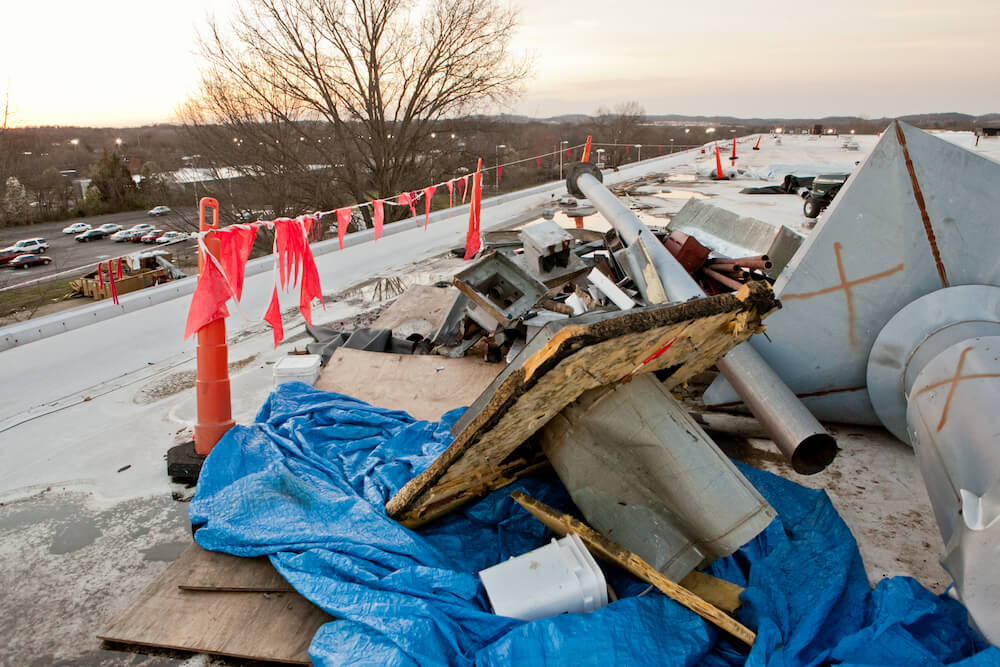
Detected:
[
  {"left": 70, "top": 250, "right": 182, "bottom": 300},
  {"left": 104, "top": 122, "right": 1000, "bottom": 665}
]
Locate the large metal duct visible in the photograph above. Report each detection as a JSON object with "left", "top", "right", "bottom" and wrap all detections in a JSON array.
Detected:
[{"left": 868, "top": 286, "right": 1000, "bottom": 643}]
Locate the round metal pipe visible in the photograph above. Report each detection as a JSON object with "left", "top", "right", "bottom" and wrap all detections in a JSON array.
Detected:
[
  {"left": 717, "top": 346, "right": 837, "bottom": 474},
  {"left": 573, "top": 170, "right": 837, "bottom": 474}
]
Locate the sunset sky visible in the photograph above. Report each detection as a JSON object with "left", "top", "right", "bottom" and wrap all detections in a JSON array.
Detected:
[{"left": 1, "top": 0, "right": 997, "bottom": 127}]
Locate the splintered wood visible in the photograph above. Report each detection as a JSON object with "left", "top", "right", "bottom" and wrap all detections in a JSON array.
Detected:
[
  {"left": 510, "top": 491, "right": 756, "bottom": 646},
  {"left": 386, "top": 282, "right": 777, "bottom": 527}
]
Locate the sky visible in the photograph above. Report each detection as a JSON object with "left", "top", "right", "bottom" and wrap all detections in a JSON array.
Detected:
[{"left": 1, "top": 0, "right": 998, "bottom": 127}]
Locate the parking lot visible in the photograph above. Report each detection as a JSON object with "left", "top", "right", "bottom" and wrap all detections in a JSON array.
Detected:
[{"left": 0, "top": 208, "right": 196, "bottom": 289}]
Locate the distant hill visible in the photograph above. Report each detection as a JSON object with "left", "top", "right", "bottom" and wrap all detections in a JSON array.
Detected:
[{"left": 515, "top": 112, "right": 1000, "bottom": 130}]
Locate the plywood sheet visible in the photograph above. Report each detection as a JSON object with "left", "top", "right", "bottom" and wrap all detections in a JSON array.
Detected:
[
  {"left": 386, "top": 282, "right": 777, "bottom": 527},
  {"left": 99, "top": 544, "right": 330, "bottom": 664},
  {"left": 176, "top": 542, "right": 293, "bottom": 592},
  {"left": 314, "top": 348, "right": 503, "bottom": 422}
]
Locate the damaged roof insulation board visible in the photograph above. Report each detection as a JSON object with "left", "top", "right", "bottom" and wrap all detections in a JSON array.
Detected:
[
  {"left": 453, "top": 251, "right": 548, "bottom": 328},
  {"left": 385, "top": 281, "right": 778, "bottom": 527},
  {"left": 705, "top": 121, "right": 1000, "bottom": 425}
]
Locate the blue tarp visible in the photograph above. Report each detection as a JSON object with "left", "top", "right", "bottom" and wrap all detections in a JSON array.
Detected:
[{"left": 190, "top": 383, "right": 999, "bottom": 666}]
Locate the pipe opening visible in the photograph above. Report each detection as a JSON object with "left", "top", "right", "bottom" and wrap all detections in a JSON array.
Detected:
[{"left": 790, "top": 433, "right": 839, "bottom": 475}]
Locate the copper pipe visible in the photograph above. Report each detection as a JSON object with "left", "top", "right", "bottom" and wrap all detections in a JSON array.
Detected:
[
  {"left": 702, "top": 267, "right": 746, "bottom": 291},
  {"left": 708, "top": 259, "right": 773, "bottom": 272}
]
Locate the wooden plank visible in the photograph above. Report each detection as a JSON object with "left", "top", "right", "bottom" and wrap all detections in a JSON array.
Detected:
[
  {"left": 370, "top": 284, "right": 460, "bottom": 338},
  {"left": 510, "top": 491, "right": 756, "bottom": 646},
  {"left": 314, "top": 348, "right": 503, "bottom": 422},
  {"left": 386, "top": 282, "right": 777, "bottom": 526},
  {"left": 678, "top": 570, "right": 744, "bottom": 615},
  {"left": 99, "top": 544, "right": 331, "bottom": 664},
  {"left": 176, "top": 542, "right": 293, "bottom": 593}
]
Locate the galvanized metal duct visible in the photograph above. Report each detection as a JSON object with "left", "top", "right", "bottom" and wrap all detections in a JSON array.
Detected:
[
  {"left": 867, "top": 286, "right": 1000, "bottom": 644},
  {"left": 568, "top": 163, "right": 837, "bottom": 474}
]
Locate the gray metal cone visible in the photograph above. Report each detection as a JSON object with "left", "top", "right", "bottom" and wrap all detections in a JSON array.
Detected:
[{"left": 705, "top": 121, "right": 1000, "bottom": 428}]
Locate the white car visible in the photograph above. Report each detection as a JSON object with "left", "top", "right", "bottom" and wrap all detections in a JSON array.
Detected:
[
  {"left": 96, "top": 223, "right": 123, "bottom": 235},
  {"left": 110, "top": 229, "right": 143, "bottom": 242},
  {"left": 148, "top": 206, "right": 171, "bottom": 216},
  {"left": 128, "top": 223, "right": 154, "bottom": 233},
  {"left": 155, "top": 231, "right": 187, "bottom": 244},
  {"left": 5, "top": 237, "right": 49, "bottom": 254},
  {"left": 62, "top": 222, "right": 91, "bottom": 234}
]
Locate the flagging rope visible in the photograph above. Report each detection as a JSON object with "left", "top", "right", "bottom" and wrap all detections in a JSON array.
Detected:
[{"left": 184, "top": 136, "right": 710, "bottom": 344}]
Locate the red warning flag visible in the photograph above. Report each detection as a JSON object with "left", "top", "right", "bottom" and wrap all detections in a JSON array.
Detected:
[
  {"left": 263, "top": 286, "right": 283, "bottom": 346},
  {"left": 373, "top": 200, "right": 384, "bottom": 240},
  {"left": 336, "top": 207, "right": 352, "bottom": 250},
  {"left": 422, "top": 185, "right": 436, "bottom": 229}
]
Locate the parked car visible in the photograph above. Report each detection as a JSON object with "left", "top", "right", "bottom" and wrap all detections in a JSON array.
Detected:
[
  {"left": 128, "top": 223, "right": 154, "bottom": 233},
  {"left": 96, "top": 223, "right": 123, "bottom": 235},
  {"left": 0, "top": 248, "right": 23, "bottom": 265},
  {"left": 4, "top": 238, "right": 49, "bottom": 254},
  {"left": 140, "top": 230, "right": 166, "bottom": 243},
  {"left": 802, "top": 173, "right": 849, "bottom": 218},
  {"left": 155, "top": 231, "right": 187, "bottom": 244},
  {"left": 6, "top": 253, "right": 52, "bottom": 269},
  {"left": 76, "top": 229, "right": 109, "bottom": 242},
  {"left": 62, "top": 222, "right": 91, "bottom": 234},
  {"left": 148, "top": 206, "right": 171, "bottom": 216},
  {"left": 111, "top": 229, "right": 144, "bottom": 242}
]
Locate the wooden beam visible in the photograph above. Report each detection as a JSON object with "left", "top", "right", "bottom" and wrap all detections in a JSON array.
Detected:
[
  {"left": 678, "top": 570, "right": 744, "bottom": 615},
  {"left": 511, "top": 491, "right": 756, "bottom": 646}
]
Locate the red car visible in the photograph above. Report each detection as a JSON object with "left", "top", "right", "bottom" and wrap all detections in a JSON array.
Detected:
[
  {"left": 140, "top": 229, "right": 166, "bottom": 243},
  {"left": 7, "top": 254, "right": 52, "bottom": 269},
  {"left": 0, "top": 248, "right": 22, "bottom": 265}
]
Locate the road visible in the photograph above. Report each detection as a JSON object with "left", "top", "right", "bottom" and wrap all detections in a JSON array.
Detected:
[{"left": 0, "top": 208, "right": 196, "bottom": 288}]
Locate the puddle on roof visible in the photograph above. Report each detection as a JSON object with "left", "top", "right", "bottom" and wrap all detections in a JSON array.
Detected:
[
  {"left": 49, "top": 519, "right": 103, "bottom": 555},
  {"left": 659, "top": 190, "right": 711, "bottom": 200},
  {"left": 141, "top": 540, "right": 189, "bottom": 562}
]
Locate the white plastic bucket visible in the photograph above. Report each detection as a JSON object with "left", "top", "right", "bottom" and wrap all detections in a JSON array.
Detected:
[
  {"left": 479, "top": 532, "right": 608, "bottom": 621},
  {"left": 273, "top": 354, "right": 322, "bottom": 388}
]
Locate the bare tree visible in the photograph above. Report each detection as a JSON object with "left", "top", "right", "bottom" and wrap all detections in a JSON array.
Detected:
[
  {"left": 595, "top": 101, "right": 646, "bottom": 167},
  {"left": 180, "top": 0, "right": 527, "bottom": 223}
]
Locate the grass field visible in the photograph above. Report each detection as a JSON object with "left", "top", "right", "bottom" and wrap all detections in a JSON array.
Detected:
[{"left": 0, "top": 278, "right": 77, "bottom": 323}]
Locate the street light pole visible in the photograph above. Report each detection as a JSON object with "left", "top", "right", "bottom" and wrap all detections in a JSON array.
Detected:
[
  {"left": 636, "top": 144, "right": 642, "bottom": 162},
  {"left": 495, "top": 144, "right": 506, "bottom": 192},
  {"left": 558, "top": 140, "right": 568, "bottom": 180}
]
